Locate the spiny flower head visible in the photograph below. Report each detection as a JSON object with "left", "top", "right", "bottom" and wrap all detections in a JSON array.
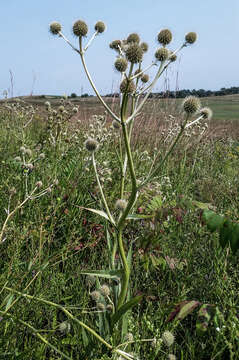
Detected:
[
  {"left": 115, "top": 199, "right": 127, "bottom": 210},
  {"left": 114, "top": 57, "right": 128, "bottom": 72},
  {"left": 109, "top": 39, "right": 122, "bottom": 51},
  {"left": 162, "top": 331, "right": 175, "bottom": 347},
  {"left": 100, "top": 284, "right": 110, "bottom": 297},
  {"left": 169, "top": 51, "right": 177, "bottom": 62},
  {"left": 84, "top": 138, "right": 98, "bottom": 152},
  {"left": 97, "top": 302, "right": 105, "bottom": 311},
  {"left": 141, "top": 74, "right": 149, "bottom": 83},
  {"left": 140, "top": 42, "right": 148, "bottom": 52},
  {"left": 157, "top": 29, "right": 172, "bottom": 45},
  {"left": 155, "top": 47, "right": 169, "bottom": 61},
  {"left": 73, "top": 20, "right": 88, "bottom": 37},
  {"left": 185, "top": 32, "right": 197, "bottom": 44},
  {"left": 199, "top": 107, "right": 213, "bottom": 120},
  {"left": 95, "top": 21, "right": 106, "bottom": 34},
  {"left": 127, "top": 33, "right": 140, "bottom": 44},
  {"left": 182, "top": 96, "right": 201, "bottom": 114},
  {"left": 90, "top": 290, "right": 101, "bottom": 301},
  {"left": 126, "top": 43, "right": 143, "bottom": 63},
  {"left": 120, "top": 79, "right": 136, "bottom": 94},
  {"left": 49, "top": 22, "right": 62, "bottom": 35}
]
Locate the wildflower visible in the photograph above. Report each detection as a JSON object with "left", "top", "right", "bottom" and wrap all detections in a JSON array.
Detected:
[
  {"left": 199, "top": 107, "right": 213, "bottom": 120},
  {"left": 125, "top": 43, "right": 143, "bottom": 63},
  {"left": 155, "top": 48, "right": 169, "bottom": 61},
  {"left": 73, "top": 20, "right": 88, "bottom": 37},
  {"left": 168, "top": 355, "right": 176, "bottom": 360},
  {"left": 49, "top": 22, "right": 62, "bottom": 35},
  {"left": 162, "top": 331, "right": 175, "bottom": 347},
  {"left": 59, "top": 321, "right": 71, "bottom": 333},
  {"left": 141, "top": 74, "right": 149, "bottom": 83},
  {"left": 36, "top": 181, "right": 43, "bottom": 188},
  {"left": 140, "top": 42, "right": 148, "bottom": 52},
  {"left": 182, "top": 96, "right": 201, "bottom": 114},
  {"left": 25, "top": 149, "right": 32, "bottom": 157},
  {"left": 97, "top": 302, "right": 105, "bottom": 311},
  {"left": 127, "top": 33, "right": 140, "bottom": 44},
  {"left": 157, "top": 29, "right": 172, "bottom": 45},
  {"left": 185, "top": 32, "right": 197, "bottom": 44},
  {"left": 125, "top": 333, "right": 134, "bottom": 342},
  {"left": 100, "top": 284, "right": 110, "bottom": 297},
  {"left": 90, "top": 290, "right": 101, "bottom": 301},
  {"left": 95, "top": 21, "right": 106, "bottom": 34},
  {"left": 115, "top": 58, "right": 128, "bottom": 72},
  {"left": 115, "top": 199, "right": 127, "bottom": 210},
  {"left": 109, "top": 39, "right": 122, "bottom": 50},
  {"left": 120, "top": 79, "right": 136, "bottom": 94},
  {"left": 84, "top": 138, "right": 98, "bottom": 152}
]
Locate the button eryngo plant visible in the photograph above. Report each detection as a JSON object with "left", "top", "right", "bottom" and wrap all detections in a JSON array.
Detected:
[{"left": 49, "top": 19, "right": 212, "bottom": 359}]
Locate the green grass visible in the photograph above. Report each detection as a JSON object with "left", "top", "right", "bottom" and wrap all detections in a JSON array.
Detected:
[{"left": 0, "top": 98, "right": 238, "bottom": 359}]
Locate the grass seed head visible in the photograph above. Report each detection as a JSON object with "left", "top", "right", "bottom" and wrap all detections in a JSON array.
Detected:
[
  {"left": 185, "top": 32, "right": 197, "bottom": 44},
  {"left": 183, "top": 96, "right": 201, "bottom": 114},
  {"left": 157, "top": 29, "right": 172, "bottom": 45},
  {"left": 73, "top": 20, "right": 88, "bottom": 37},
  {"left": 162, "top": 331, "right": 175, "bottom": 347},
  {"left": 127, "top": 33, "right": 140, "bottom": 44},
  {"left": 155, "top": 47, "right": 169, "bottom": 61},
  {"left": 114, "top": 57, "right": 128, "bottom": 72},
  {"left": 126, "top": 43, "right": 143, "bottom": 63},
  {"left": 120, "top": 79, "right": 136, "bottom": 94},
  {"left": 95, "top": 21, "right": 106, "bottom": 33},
  {"left": 49, "top": 22, "right": 62, "bottom": 35},
  {"left": 84, "top": 138, "right": 98, "bottom": 152},
  {"left": 199, "top": 107, "right": 213, "bottom": 120}
]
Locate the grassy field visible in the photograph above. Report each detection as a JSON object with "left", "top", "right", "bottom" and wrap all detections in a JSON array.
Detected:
[{"left": 0, "top": 95, "right": 238, "bottom": 359}]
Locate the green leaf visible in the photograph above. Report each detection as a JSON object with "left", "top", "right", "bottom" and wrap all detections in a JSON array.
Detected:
[
  {"left": 203, "top": 210, "right": 225, "bottom": 232},
  {"left": 126, "top": 214, "right": 153, "bottom": 220},
  {"left": 81, "top": 207, "right": 111, "bottom": 222},
  {"left": 81, "top": 327, "right": 89, "bottom": 348},
  {"left": 196, "top": 304, "right": 215, "bottom": 334},
  {"left": 111, "top": 295, "right": 143, "bottom": 328},
  {"left": 230, "top": 223, "right": 239, "bottom": 254},
  {"left": 5, "top": 294, "right": 14, "bottom": 312},
  {"left": 79, "top": 269, "right": 123, "bottom": 279},
  {"left": 219, "top": 219, "right": 233, "bottom": 249},
  {"left": 175, "top": 300, "right": 200, "bottom": 321}
]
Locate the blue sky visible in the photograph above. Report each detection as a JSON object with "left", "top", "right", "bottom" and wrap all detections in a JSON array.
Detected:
[{"left": 0, "top": 0, "right": 238, "bottom": 97}]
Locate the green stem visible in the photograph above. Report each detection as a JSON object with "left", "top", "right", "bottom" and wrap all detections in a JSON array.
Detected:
[
  {"left": 116, "top": 228, "right": 130, "bottom": 309},
  {"left": 92, "top": 153, "right": 115, "bottom": 226}
]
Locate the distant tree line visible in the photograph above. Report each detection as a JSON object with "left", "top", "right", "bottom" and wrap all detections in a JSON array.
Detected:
[{"left": 104, "top": 86, "right": 239, "bottom": 98}]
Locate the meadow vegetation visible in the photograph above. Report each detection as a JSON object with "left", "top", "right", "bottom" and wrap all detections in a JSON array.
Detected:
[{"left": 0, "top": 18, "right": 238, "bottom": 360}]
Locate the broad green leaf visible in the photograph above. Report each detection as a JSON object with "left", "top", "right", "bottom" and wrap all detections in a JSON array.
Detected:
[
  {"left": 79, "top": 269, "right": 123, "bottom": 279},
  {"left": 81, "top": 207, "right": 111, "bottom": 222},
  {"left": 219, "top": 219, "right": 233, "bottom": 249},
  {"left": 175, "top": 300, "right": 200, "bottom": 321},
  {"left": 111, "top": 295, "right": 143, "bottom": 328},
  {"left": 126, "top": 214, "right": 153, "bottom": 220},
  {"left": 196, "top": 304, "right": 215, "bottom": 334},
  {"left": 203, "top": 210, "right": 225, "bottom": 232},
  {"left": 192, "top": 201, "right": 211, "bottom": 210},
  {"left": 230, "top": 223, "right": 239, "bottom": 254}
]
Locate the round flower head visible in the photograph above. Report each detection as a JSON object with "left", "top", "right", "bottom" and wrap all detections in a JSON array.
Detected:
[
  {"left": 127, "top": 33, "right": 140, "bottom": 44},
  {"left": 84, "top": 138, "right": 98, "bottom": 152},
  {"left": 72, "top": 107, "right": 78, "bottom": 113},
  {"left": 58, "top": 105, "right": 65, "bottom": 113},
  {"left": 59, "top": 321, "right": 71, "bottom": 334},
  {"left": 90, "top": 290, "right": 101, "bottom": 301},
  {"left": 109, "top": 39, "right": 122, "bottom": 51},
  {"left": 157, "top": 29, "right": 172, "bottom": 45},
  {"left": 185, "top": 32, "right": 197, "bottom": 44},
  {"left": 97, "top": 302, "right": 105, "bottom": 311},
  {"left": 49, "top": 21, "right": 62, "bottom": 35},
  {"left": 106, "top": 304, "right": 113, "bottom": 312},
  {"left": 112, "top": 120, "right": 121, "bottom": 129},
  {"left": 73, "top": 20, "right": 88, "bottom": 37},
  {"left": 126, "top": 43, "right": 143, "bottom": 63},
  {"left": 134, "top": 69, "right": 141, "bottom": 77},
  {"left": 114, "top": 57, "right": 128, "bottom": 72},
  {"left": 162, "top": 331, "right": 175, "bottom": 347},
  {"left": 141, "top": 74, "right": 149, "bottom": 83},
  {"left": 140, "top": 42, "right": 149, "bottom": 52},
  {"left": 36, "top": 181, "right": 43, "bottom": 188},
  {"left": 25, "top": 149, "right": 32, "bottom": 157},
  {"left": 120, "top": 79, "right": 136, "bottom": 94},
  {"left": 199, "top": 107, "right": 213, "bottom": 120},
  {"left": 169, "top": 51, "right": 177, "bottom": 62},
  {"left": 100, "top": 284, "right": 110, "bottom": 297},
  {"left": 155, "top": 47, "right": 169, "bottom": 61},
  {"left": 168, "top": 355, "right": 176, "bottom": 360},
  {"left": 20, "top": 146, "right": 26, "bottom": 154},
  {"left": 45, "top": 101, "right": 51, "bottom": 108},
  {"left": 95, "top": 21, "right": 106, "bottom": 34},
  {"left": 125, "top": 333, "right": 134, "bottom": 342},
  {"left": 183, "top": 96, "right": 201, "bottom": 114},
  {"left": 115, "top": 199, "right": 127, "bottom": 210}
]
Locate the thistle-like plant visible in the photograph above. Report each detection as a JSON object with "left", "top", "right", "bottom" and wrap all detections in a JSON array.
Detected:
[{"left": 48, "top": 20, "right": 212, "bottom": 358}]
